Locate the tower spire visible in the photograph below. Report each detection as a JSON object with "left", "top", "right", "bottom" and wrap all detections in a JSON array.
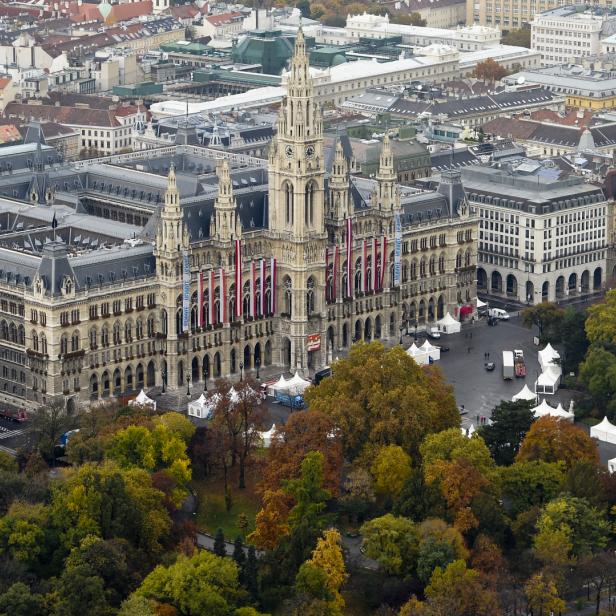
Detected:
[
  {"left": 211, "top": 158, "right": 241, "bottom": 241},
  {"left": 155, "top": 163, "right": 188, "bottom": 257},
  {"left": 329, "top": 137, "right": 351, "bottom": 221},
  {"left": 375, "top": 133, "right": 397, "bottom": 211}
]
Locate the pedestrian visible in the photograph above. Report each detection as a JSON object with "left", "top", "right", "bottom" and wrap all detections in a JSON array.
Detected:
[
  {"left": 487, "top": 352, "right": 490, "bottom": 359},
  {"left": 467, "top": 346, "right": 471, "bottom": 354},
  {"left": 470, "top": 332, "right": 473, "bottom": 339}
]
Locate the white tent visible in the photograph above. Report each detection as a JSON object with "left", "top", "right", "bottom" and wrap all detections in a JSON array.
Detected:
[
  {"left": 532, "top": 398, "right": 573, "bottom": 422},
  {"left": 608, "top": 458, "right": 616, "bottom": 474},
  {"left": 538, "top": 343, "right": 560, "bottom": 371},
  {"left": 535, "top": 365, "right": 561, "bottom": 395},
  {"left": 287, "top": 371, "right": 311, "bottom": 395},
  {"left": 128, "top": 389, "right": 156, "bottom": 411},
  {"left": 591, "top": 416, "right": 616, "bottom": 445},
  {"left": 188, "top": 392, "right": 220, "bottom": 419},
  {"left": 421, "top": 339, "right": 440, "bottom": 362},
  {"left": 553, "top": 403, "right": 574, "bottom": 422},
  {"left": 512, "top": 384, "right": 536, "bottom": 402},
  {"left": 259, "top": 423, "right": 278, "bottom": 448},
  {"left": 476, "top": 298, "right": 487, "bottom": 309},
  {"left": 228, "top": 386, "right": 240, "bottom": 405},
  {"left": 437, "top": 312, "right": 461, "bottom": 334},
  {"left": 267, "top": 375, "right": 289, "bottom": 397},
  {"left": 407, "top": 343, "right": 429, "bottom": 365}
]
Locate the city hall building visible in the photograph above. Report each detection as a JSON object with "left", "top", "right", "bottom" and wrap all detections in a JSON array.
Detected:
[{"left": 0, "top": 31, "right": 476, "bottom": 412}]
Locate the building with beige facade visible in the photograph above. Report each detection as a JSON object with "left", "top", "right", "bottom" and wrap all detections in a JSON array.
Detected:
[{"left": 0, "top": 31, "right": 477, "bottom": 412}]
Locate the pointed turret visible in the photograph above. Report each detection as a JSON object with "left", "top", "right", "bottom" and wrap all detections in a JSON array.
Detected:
[
  {"left": 329, "top": 138, "right": 351, "bottom": 220},
  {"left": 210, "top": 159, "right": 241, "bottom": 241},
  {"left": 375, "top": 133, "right": 397, "bottom": 212},
  {"left": 155, "top": 163, "right": 188, "bottom": 258}
]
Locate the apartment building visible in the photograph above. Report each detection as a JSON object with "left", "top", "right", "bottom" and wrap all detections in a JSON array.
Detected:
[{"left": 531, "top": 6, "right": 616, "bottom": 66}]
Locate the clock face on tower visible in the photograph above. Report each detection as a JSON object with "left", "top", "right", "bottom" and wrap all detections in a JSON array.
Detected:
[
  {"left": 305, "top": 145, "right": 315, "bottom": 159},
  {"left": 285, "top": 145, "right": 294, "bottom": 159}
]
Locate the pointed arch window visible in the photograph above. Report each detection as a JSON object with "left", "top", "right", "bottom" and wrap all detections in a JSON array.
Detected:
[{"left": 284, "top": 182, "right": 294, "bottom": 226}]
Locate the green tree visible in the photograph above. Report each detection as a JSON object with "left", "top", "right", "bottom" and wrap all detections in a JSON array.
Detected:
[
  {"left": 244, "top": 545, "right": 259, "bottom": 599},
  {"left": 117, "top": 595, "right": 155, "bottom": 616},
  {"left": 284, "top": 451, "right": 332, "bottom": 566},
  {"left": 479, "top": 400, "right": 535, "bottom": 465},
  {"left": 339, "top": 467, "right": 375, "bottom": 522},
  {"left": 30, "top": 396, "right": 76, "bottom": 466},
  {"left": 214, "top": 528, "right": 227, "bottom": 557},
  {"left": 305, "top": 343, "right": 458, "bottom": 462},
  {"left": 522, "top": 302, "right": 564, "bottom": 342},
  {"left": 52, "top": 564, "right": 111, "bottom": 616},
  {"left": 371, "top": 444, "right": 412, "bottom": 500},
  {"left": 560, "top": 307, "right": 589, "bottom": 373},
  {"left": 500, "top": 460, "right": 565, "bottom": 518},
  {"left": 501, "top": 27, "right": 531, "bottom": 47},
  {"left": 579, "top": 346, "right": 616, "bottom": 417},
  {"left": 233, "top": 537, "right": 245, "bottom": 570},
  {"left": 135, "top": 550, "right": 258, "bottom": 616},
  {"left": 0, "top": 582, "right": 45, "bottom": 616},
  {"left": 0, "top": 501, "right": 49, "bottom": 570},
  {"left": 360, "top": 514, "right": 419, "bottom": 575},
  {"left": 524, "top": 573, "right": 565, "bottom": 616},
  {"left": 586, "top": 289, "right": 616, "bottom": 345},
  {"left": 391, "top": 11, "right": 426, "bottom": 26}
]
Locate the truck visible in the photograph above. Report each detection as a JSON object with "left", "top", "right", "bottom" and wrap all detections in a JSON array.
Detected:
[
  {"left": 514, "top": 349, "right": 526, "bottom": 378},
  {"left": 0, "top": 408, "right": 27, "bottom": 423},
  {"left": 274, "top": 389, "right": 305, "bottom": 409},
  {"left": 502, "top": 351, "right": 514, "bottom": 380}
]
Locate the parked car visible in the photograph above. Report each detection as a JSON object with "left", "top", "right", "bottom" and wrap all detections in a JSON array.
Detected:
[
  {"left": 439, "top": 346, "right": 450, "bottom": 352},
  {"left": 489, "top": 308, "right": 510, "bottom": 320},
  {"left": 485, "top": 362, "right": 496, "bottom": 371},
  {"left": 428, "top": 327, "right": 441, "bottom": 339}
]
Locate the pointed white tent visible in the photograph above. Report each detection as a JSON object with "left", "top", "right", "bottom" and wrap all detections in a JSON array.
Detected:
[
  {"left": 128, "top": 389, "right": 156, "bottom": 411},
  {"left": 591, "top": 416, "right": 616, "bottom": 445},
  {"left": 538, "top": 343, "right": 560, "bottom": 371},
  {"left": 228, "top": 386, "right": 240, "bottom": 405},
  {"left": 407, "top": 343, "right": 429, "bottom": 365},
  {"left": 553, "top": 403, "right": 574, "bottom": 422},
  {"left": 188, "top": 392, "right": 220, "bottom": 419},
  {"left": 476, "top": 298, "right": 487, "bottom": 309},
  {"left": 421, "top": 339, "right": 440, "bottom": 362},
  {"left": 609, "top": 458, "right": 616, "bottom": 474},
  {"left": 512, "top": 384, "right": 536, "bottom": 402},
  {"left": 532, "top": 398, "right": 573, "bottom": 422},
  {"left": 259, "top": 423, "right": 278, "bottom": 448},
  {"left": 437, "top": 312, "right": 461, "bottom": 334},
  {"left": 287, "top": 371, "right": 311, "bottom": 395}
]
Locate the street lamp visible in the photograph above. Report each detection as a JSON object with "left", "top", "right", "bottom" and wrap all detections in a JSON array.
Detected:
[
  {"left": 202, "top": 364, "right": 208, "bottom": 391},
  {"left": 399, "top": 325, "right": 404, "bottom": 346},
  {"left": 162, "top": 369, "right": 166, "bottom": 394},
  {"left": 414, "top": 319, "right": 418, "bottom": 341},
  {"left": 186, "top": 375, "right": 191, "bottom": 396},
  {"left": 239, "top": 361, "right": 244, "bottom": 382},
  {"left": 255, "top": 357, "right": 260, "bottom": 380}
]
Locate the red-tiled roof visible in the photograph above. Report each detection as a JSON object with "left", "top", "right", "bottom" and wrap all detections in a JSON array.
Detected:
[
  {"left": 0, "top": 124, "right": 21, "bottom": 145},
  {"left": 0, "top": 77, "right": 11, "bottom": 91},
  {"left": 206, "top": 11, "right": 242, "bottom": 25},
  {"left": 108, "top": 1, "right": 153, "bottom": 23},
  {"left": 169, "top": 4, "right": 200, "bottom": 19}
]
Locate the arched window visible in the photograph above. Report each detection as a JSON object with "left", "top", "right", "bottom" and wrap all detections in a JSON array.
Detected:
[
  {"left": 438, "top": 253, "right": 446, "bottom": 274},
  {"left": 101, "top": 326, "right": 109, "bottom": 347},
  {"left": 284, "top": 182, "right": 293, "bottom": 226},
  {"left": 420, "top": 258, "right": 427, "bottom": 278},
  {"left": 89, "top": 327, "right": 97, "bottom": 349},
  {"left": 354, "top": 258, "right": 362, "bottom": 294},
  {"left": 147, "top": 315, "right": 155, "bottom": 337},
  {"left": 326, "top": 263, "right": 334, "bottom": 302},
  {"left": 305, "top": 181, "right": 315, "bottom": 226},
  {"left": 306, "top": 276, "right": 315, "bottom": 316},
  {"left": 71, "top": 330, "right": 79, "bottom": 352},
  {"left": 243, "top": 281, "right": 251, "bottom": 317},
  {"left": 17, "top": 325, "right": 25, "bottom": 346},
  {"left": 125, "top": 321, "right": 133, "bottom": 342},
  {"left": 283, "top": 276, "right": 292, "bottom": 316},
  {"left": 429, "top": 255, "right": 436, "bottom": 276},
  {"left": 456, "top": 251, "right": 463, "bottom": 269},
  {"left": 136, "top": 319, "right": 143, "bottom": 340},
  {"left": 160, "top": 310, "right": 168, "bottom": 335},
  {"left": 465, "top": 249, "right": 472, "bottom": 267},
  {"left": 32, "top": 331, "right": 38, "bottom": 352},
  {"left": 41, "top": 333, "right": 47, "bottom": 355},
  {"left": 60, "top": 334, "right": 68, "bottom": 355},
  {"left": 113, "top": 322, "right": 121, "bottom": 345},
  {"left": 411, "top": 259, "right": 417, "bottom": 280}
]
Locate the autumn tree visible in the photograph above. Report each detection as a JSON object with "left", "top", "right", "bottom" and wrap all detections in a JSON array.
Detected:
[
  {"left": 522, "top": 302, "right": 564, "bottom": 342},
  {"left": 305, "top": 343, "right": 458, "bottom": 463},
  {"left": 391, "top": 11, "right": 426, "bottom": 26},
  {"left": 516, "top": 416, "right": 599, "bottom": 468},
  {"left": 371, "top": 444, "right": 412, "bottom": 501},
  {"left": 524, "top": 573, "right": 565, "bottom": 616},
  {"left": 416, "top": 519, "right": 468, "bottom": 585},
  {"left": 339, "top": 467, "right": 375, "bottom": 523},
  {"left": 479, "top": 400, "right": 535, "bottom": 465},
  {"left": 248, "top": 489, "right": 290, "bottom": 550},
  {"left": 585, "top": 289, "right": 616, "bottom": 345},
  {"left": 295, "top": 529, "right": 347, "bottom": 614},
  {"left": 360, "top": 514, "right": 419, "bottom": 575},
  {"left": 210, "top": 380, "right": 268, "bottom": 489},
  {"left": 473, "top": 58, "right": 509, "bottom": 84},
  {"left": 261, "top": 410, "right": 342, "bottom": 496}
]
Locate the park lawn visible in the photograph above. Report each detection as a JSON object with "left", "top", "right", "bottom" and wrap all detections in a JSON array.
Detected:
[{"left": 192, "top": 466, "right": 262, "bottom": 540}]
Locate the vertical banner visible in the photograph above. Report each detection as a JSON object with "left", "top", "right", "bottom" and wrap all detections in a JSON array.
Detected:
[
  {"left": 363, "top": 240, "right": 368, "bottom": 293},
  {"left": 260, "top": 259, "right": 266, "bottom": 316},
  {"left": 197, "top": 271, "right": 204, "bottom": 328},
  {"left": 182, "top": 250, "right": 190, "bottom": 332},
  {"left": 372, "top": 238, "right": 378, "bottom": 291},
  {"left": 235, "top": 239, "right": 242, "bottom": 319},
  {"left": 270, "top": 257, "right": 277, "bottom": 315},
  {"left": 325, "top": 247, "right": 330, "bottom": 302},
  {"left": 346, "top": 217, "right": 353, "bottom": 298},
  {"left": 219, "top": 268, "right": 226, "bottom": 324},
  {"left": 380, "top": 236, "right": 387, "bottom": 289},
  {"left": 250, "top": 260, "right": 256, "bottom": 318},
  {"left": 209, "top": 269, "right": 215, "bottom": 325},
  {"left": 334, "top": 245, "right": 339, "bottom": 301},
  {"left": 394, "top": 213, "right": 402, "bottom": 287}
]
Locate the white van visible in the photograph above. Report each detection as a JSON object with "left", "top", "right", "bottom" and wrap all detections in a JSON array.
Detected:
[
  {"left": 428, "top": 326, "right": 441, "bottom": 339},
  {"left": 488, "top": 308, "right": 510, "bottom": 320}
]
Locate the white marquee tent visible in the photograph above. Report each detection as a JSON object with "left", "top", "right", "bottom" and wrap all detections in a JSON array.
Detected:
[
  {"left": 538, "top": 343, "right": 560, "bottom": 371},
  {"left": 437, "top": 312, "right": 461, "bottom": 335},
  {"left": 535, "top": 365, "right": 562, "bottom": 395},
  {"left": 188, "top": 392, "right": 221, "bottom": 419},
  {"left": 609, "top": 458, "right": 616, "bottom": 474},
  {"left": 406, "top": 343, "right": 429, "bottom": 365},
  {"left": 421, "top": 339, "right": 441, "bottom": 362},
  {"left": 532, "top": 398, "right": 574, "bottom": 422},
  {"left": 512, "top": 384, "right": 536, "bottom": 402},
  {"left": 591, "top": 416, "right": 616, "bottom": 445},
  {"left": 128, "top": 389, "right": 156, "bottom": 411},
  {"left": 287, "top": 371, "right": 311, "bottom": 395},
  {"left": 259, "top": 424, "right": 278, "bottom": 448}
]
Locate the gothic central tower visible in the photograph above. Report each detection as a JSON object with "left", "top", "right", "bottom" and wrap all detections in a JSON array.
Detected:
[{"left": 268, "top": 28, "right": 325, "bottom": 238}]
